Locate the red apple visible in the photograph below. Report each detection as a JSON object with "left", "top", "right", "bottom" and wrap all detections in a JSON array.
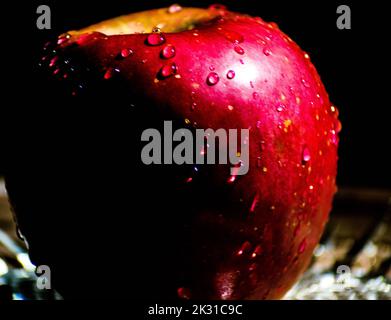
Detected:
[{"left": 6, "top": 5, "right": 340, "bottom": 299}]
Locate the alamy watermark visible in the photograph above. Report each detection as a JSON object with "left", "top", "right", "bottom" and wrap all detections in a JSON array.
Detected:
[
  {"left": 36, "top": 4, "right": 351, "bottom": 31},
  {"left": 335, "top": 264, "right": 353, "bottom": 290},
  {"left": 141, "top": 121, "right": 250, "bottom": 175},
  {"left": 336, "top": 5, "right": 351, "bottom": 29},
  {"left": 36, "top": 5, "right": 51, "bottom": 30},
  {"left": 36, "top": 265, "right": 51, "bottom": 290}
]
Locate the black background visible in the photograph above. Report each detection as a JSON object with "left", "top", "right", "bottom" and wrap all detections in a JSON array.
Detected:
[{"left": 17, "top": 0, "right": 390, "bottom": 189}]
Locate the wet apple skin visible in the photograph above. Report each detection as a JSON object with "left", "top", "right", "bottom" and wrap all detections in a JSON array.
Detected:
[{"left": 7, "top": 7, "right": 339, "bottom": 299}]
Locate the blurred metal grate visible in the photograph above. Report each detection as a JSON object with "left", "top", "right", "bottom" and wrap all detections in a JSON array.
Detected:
[{"left": 284, "top": 188, "right": 391, "bottom": 300}]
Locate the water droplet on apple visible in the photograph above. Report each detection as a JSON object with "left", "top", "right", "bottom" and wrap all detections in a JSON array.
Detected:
[
  {"left": 263, "top": 48, "right": 271, "bottom": 56},
  {"left": 239, "top": 59, "right": 244, "bottom": 64},
  {"left": 316, "top": 93, "right": 324, "bottom": 105},
  {"left": 209, "top": 65, "right": 215, "bottom": 71},
  {"left": 237, "top": 241, "right": 251, "bottom": 256},
  {"left": 330, "top": 129, "right": 338, "bottom": 145},
  {"left": 227, "top": 175, "right": 236, "bottom": 183},
  {"left": 234, "top": 45, "right": 245, "bottom": 55},
  {"left": 191, "top": 102, "right": 197, "bottom": 111},
  {"left": 161, "top": 45, "right": 176, "bottom": 59},
  {"left": 250, "top": 194, "right": 260, "bottom": 213},
  {"left": 146, "top": 33, "right": 166, "bottom": 46},
  {"left": 206, "top": 72, "right": 219, "bottom": 86},
  {"left": 265, "top": 34, "right": 273, "bottom": 41},
  {"left": 301, "top": 78, "right": 310, "bottom": 88},
  {"left": 251, "top": 245, "right": 262, "bottom": 258},
  {"left": 103, "top": 67, "right": 120, "bottom": 80},
  {"left": 168, "top": 4, "right": 182, "bottom": 13},
  {"left": 159, "top": 62, "right": 177, "bottom": 78},
  {"left": 185, "top": 177, "right": 193, "bottom": 183},
  {"left": 227, "top": 162, "right": 241, "bottom": 183},
  {"left": 223, "top": 30, "right": 244, "bottom": 44},
  {"left": 302, "top": 146, "right": 311, "bottom": 164},
  {"left": 256, "top": 157, "right": 262, "bottom": 168},
  {"left": 177, "top": 287, "right": 191, "bottom": 299},
  {"left": 298, "top": 239, "right": 307, "bottom": 253},
  {"left": 57, "top": 33, "right": 71, "bottom": 45},
  {"left": 49, "top": 56, "right": 58, "bottom": 68},
  {"left": 294, "top": 223, "right": 301, "bottom": 236},
  {"left": 248, "top": 263, "right": 257, "bottom": 272},
  {"left": 259, "top": 140, "right": 266, "bottom": 151},
  {"left": 43, "top": 41, "right": 52, "bottom": 51},
  {"left": 226, "top": 70, "right": 235, "bottom": 79},
  {"left": 276, "top": 104, "right": 286, "bottom": 112},
  {"left": 334, "top": 120, "right": 342, "bottom": 133},
  {"left": 256, "top": 120, "right": 261, "bottom": 128},
  {"left": 120, "top": 48, "right": 133, "bottom": 58},
  {"left": 252, "top": 92, "right": 259, "bottom": 100},
  {"left": 103, "top": 70, "right": 113, "bottom": 80}
]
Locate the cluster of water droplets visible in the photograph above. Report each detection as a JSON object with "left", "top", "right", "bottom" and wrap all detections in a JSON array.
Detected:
[
  {"left": 40, "top": 34, "right": 93, "bottom": 96},
  {"left": 102, "top": 26, "right": 180, "bottom": 82},
  {"left": 204, "top": 29, "right": 245, "bottom": 87}
]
